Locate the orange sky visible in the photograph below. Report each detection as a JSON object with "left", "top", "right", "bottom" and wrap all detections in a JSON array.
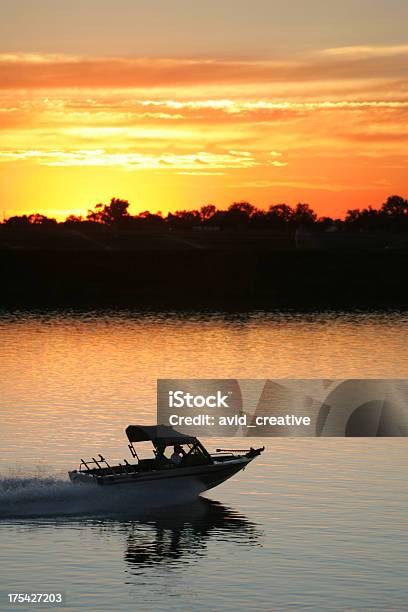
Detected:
[{"left": 0, "top": 2, "right": 407, "bottom": 219}]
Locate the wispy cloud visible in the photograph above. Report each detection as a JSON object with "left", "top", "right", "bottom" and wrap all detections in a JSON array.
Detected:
[
  {"left": 230, "top": 179, "right": 390, "bottom": 192},
  {"left": 1, "top": 45, "right": 408, "bottom": 90},
  {"left": 0, "top": 45, "right": 407, "bottom": 216},
  {"left": 320, "top": 45, "right": 408, "bottom": 58},
  {"left": 0, "top": 148, "right": 258, "bottom": 170},
  {"left": 270, "top": 161, "right": 288, "bottom": 167}
]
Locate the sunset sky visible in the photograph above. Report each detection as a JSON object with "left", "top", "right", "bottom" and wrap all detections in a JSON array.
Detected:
[{"left": 0, "top": 0, "right": 407, "bottom": 219}]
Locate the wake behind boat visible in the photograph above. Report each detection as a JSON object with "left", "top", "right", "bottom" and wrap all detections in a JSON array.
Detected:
[{"left": 68, "top": 425, "right": 264, "bottom": 495}]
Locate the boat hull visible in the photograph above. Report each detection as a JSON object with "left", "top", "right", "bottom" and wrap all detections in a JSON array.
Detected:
[{"left": 69, "top": 456, "right": 252, "bottom": 495}]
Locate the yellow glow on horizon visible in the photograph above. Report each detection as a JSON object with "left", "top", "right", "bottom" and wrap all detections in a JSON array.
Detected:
[{"left": 0, "top": 47, "right": 407, "bottom": 219}]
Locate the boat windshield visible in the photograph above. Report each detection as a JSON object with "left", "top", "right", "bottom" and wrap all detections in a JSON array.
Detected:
[{"left": 154, "top": 440, "right": 212, "bottom": 467}]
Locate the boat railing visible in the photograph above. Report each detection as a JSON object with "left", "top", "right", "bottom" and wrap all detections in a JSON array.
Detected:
[
  {"left": 78, "top": 455, "right": 138, "bottom": 475},
  {"left": 214, "top": 447, "right": 265, "bottom": 459},
  {"left": 215, "top": 448, "right": 252, "bottom": 454}
]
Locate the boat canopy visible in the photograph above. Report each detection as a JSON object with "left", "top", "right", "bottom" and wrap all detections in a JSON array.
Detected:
[{"left": 125, "top": 425, "right": 197, "bottom": 446}]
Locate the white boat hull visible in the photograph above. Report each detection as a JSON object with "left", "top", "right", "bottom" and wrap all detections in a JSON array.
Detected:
[{"left": 69, "top": 456, "right": 252, "bottom": 496}]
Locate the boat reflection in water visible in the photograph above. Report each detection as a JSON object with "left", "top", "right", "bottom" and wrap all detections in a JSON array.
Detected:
[{"left": 124, "top": 497, "right": 262, "bottom": 571}]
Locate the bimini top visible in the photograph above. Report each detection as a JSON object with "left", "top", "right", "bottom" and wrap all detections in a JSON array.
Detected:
[{"left": 125, "top": 425, "right": 197, "bottom": 446}]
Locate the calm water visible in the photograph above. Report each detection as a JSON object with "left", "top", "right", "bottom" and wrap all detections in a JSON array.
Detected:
[{"left": 0, "top": 310, "right": 407, "bottom": 611}]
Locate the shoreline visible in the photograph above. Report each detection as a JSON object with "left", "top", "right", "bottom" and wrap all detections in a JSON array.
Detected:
[{"left": 2, "top": 247, "right": 408, "bottom": 311}]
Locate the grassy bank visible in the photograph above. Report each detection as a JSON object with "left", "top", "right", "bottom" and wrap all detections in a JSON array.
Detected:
[{"left": 1, "top": 247, "right": 408, "bottom": 310}]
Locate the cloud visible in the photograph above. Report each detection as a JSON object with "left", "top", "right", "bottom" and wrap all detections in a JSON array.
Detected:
[
  {"left": 342, "top": 132, "right": 408, "bottom": 143},
  {"left": 321, "top": 45, "right": 408, "bottom": 59},
  {"left": 2, "top": 97, "right": 408, "bottom": 136},
  {"left": 230, "top": 179, "right": 390, "bottom": 192},
  {"left": 0, "top": 45, "right": 406, "bottom": 196},
  {"left": 270, "top": 160, "right": 288, "bottom": 167},
  {"left": 1, "top": 45, "right": 408, "bottom": 90},
  {"left": 177, "top": 171, "right": 225, "bottom": 176},
  {"left": 0, "top": 148, "right": 258, "bottom": 170}
]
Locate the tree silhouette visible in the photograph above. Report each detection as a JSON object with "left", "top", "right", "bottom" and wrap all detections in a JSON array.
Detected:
[
  {"left": 267, "top": 204, "right": 294, "bottom": 228},
  {"left": 3, "top": 194, "right": 408, "bottom": 235},
  {"left": 166, "top": 210, "right": 201, "bottom": 229},
  {"left": 200, "top": 204, "right": 217, "bottom": 223},
  {"left": 225, "top": 202, "right": 255, "bottom": 227},
  {"left": 5, "top": 215, "right": 30, "bottom": 226},
  {"left": 87, "top": 198, "right": 130, "bottom": 227},
  {"left": 293, "top": 203, "right": 317, "bottom": 226},
  {"left": 136, "top": 211, "right": 166, "bottom": 228},
  {"left": 64, "top": 214, "right": 84, "bottom": 225},
  {"left": 5, "top": 213, "right": 57, "bottom": 226}
]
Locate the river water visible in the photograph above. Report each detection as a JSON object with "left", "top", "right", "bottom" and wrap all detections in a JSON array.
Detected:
[{"left": 0, "top": 310, "right": 407, "bottom": 610}]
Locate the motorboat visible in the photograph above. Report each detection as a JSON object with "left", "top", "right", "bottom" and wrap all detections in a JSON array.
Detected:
[{"left": 68, "top": 425, "right": 264, "bottom": 494}]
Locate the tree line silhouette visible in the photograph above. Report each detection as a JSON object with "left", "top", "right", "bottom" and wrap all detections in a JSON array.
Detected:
[{"left": 3, "top": 195, "right": 408, "bottom": 232}]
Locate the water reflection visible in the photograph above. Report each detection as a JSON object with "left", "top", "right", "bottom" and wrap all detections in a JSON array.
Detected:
[
  {"left": 0, "top": 497, "right": 261, "bottom": 573},
  {"left": 124, "top": 498, "right": 262, "bottom": 571}
]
